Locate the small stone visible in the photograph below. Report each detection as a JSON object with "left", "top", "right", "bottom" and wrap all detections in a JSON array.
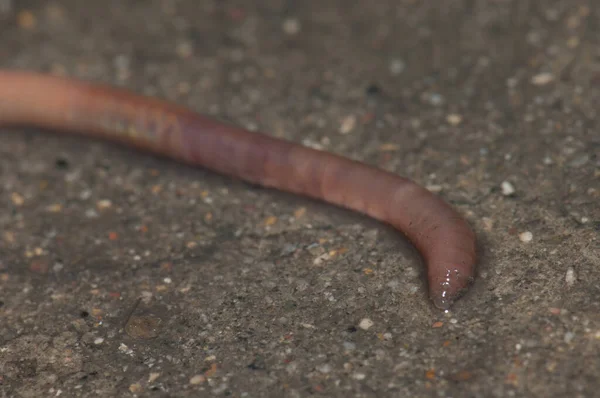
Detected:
[
  {"left": 531, "top": 72, "right": 554, "bottom": 86},
  {"left": 389, "top": 58, "right": 405, "bottom": 75},
  {"left": 176, "top": 40, "right": 194, "bottom": 58},
  {"left": 568, "top": 154, "right": 590, "bottom": 168},
  {"left": 125, "top": 315, "right": 162, "bottom": 339},
  {"left": 118, "top": 343, "right": 134, "bottom": 356},
  {"left": 501, "top": 181, "right": 516, "bottom": 196},
  {"left": 428, "top": 93, "right": 444, "bottom": 106},
  {"left": 343, "top": 341, "right": 356, "bottom": 351},
  {"left": 565, "top": 267, "right": 576, "bottom": 286},
  {"left": 519, "top": 231, "right": 533, "bottom": 243},
  {"left": 93, "top": 337, "right": 104, "bottom": 345},
  {"left": 96, "top": 199, "right": 112, "bottom": 210},
  {"left": 317, "top": 364, "right": 332, "bottom": 374},
  {"left": 10, "top": 192, "right": 24, "bottom": 206},
  {"left": 282, "top": 18, "right": 301, "bottom": 35},
  {"left": 482, "top": 217, "right": 494, "bottom": 231},
  {"left": 352, "top": 373, "right": 366, "bottom": 380},
  {"left": 190, "top": 374, "right": 206, "bottom": 385},
  {"left": 446, "top": 113, "right": 462, "bottom": 126},
  {"left": 426, "top": 184, "right": 443, "bottom": 193},
  {"left": 358, "top": 318, "right": 374, "bottom": 330},
  {"left": 564, "top": 331, "right": 575, "bottom": 344},
  {"left": 339, "top": 115, "right": 357, "bottom": 134},
  {"left": 129, "top": 383, "right": 143, "bottom": 393},
  {"left": 85, "top": 209, "right": 99, "bottom": 218}
]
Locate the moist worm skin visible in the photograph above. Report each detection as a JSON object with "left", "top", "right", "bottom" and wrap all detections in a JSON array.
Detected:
[{"left": 0, "top": 70, "right": 476, "bottom": 310}]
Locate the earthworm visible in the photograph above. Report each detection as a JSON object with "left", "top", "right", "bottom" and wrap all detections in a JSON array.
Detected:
[{"left": 0, "top": 70, "right": 477, "bottom": 310}]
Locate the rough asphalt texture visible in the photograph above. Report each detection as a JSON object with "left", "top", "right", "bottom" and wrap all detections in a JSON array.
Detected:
[{"left": 1, "top": 1, "right": 599, "bottom": 397}]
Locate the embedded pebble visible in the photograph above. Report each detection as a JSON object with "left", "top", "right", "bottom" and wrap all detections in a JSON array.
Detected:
[
  {"left": 282, "top": 18, "right": 301, "bottom": 35},
  {"left": 519, "top": 231, "right": 533, "bottom": 243},
  {"left": 129, "top": 383, "right": 142, "bottom": 393},
  {"left": 96, "top": 199, "right": 112, "bottom": 210},
  {"left": 569, "top": 154, "right": 589, "bottom": 167},
  {"left": 565, "top": 267, "right": 577, "bottom": 286},
  {"left": 564, "top": 332, "right": 575, "bottom": 344},
  {"left": 358, "top": 318, "right": 374, "bottom": 330},
  {"left": 125, "top": 315, "right": 162, "bottom": 339},
  {"left": 501, "top": 181, "right": 516, "bottom": 196},
  {"left": 426, "top": 184, "right": 443, "bottom": 193},
  {"left": 428, "top": 93, "right": 444, "bottom": 106},
  {"left": 339, "top": 115, "right": 357, "bottom": 134},
  {"left": 317, "top": 364, "right": 332, "bottom": 374},
  {"left": 482, "top": 217, "right": 494, "bottom": 231},
  {"left": 446, "top": 114, "right": 462, "bottom": 126},
  {"left": 343, "top": 341, "right": 356, "bottom": 351},
  {"left": 389, "top": 58, "right": 405, "bottom": 75},
  {"left": 11, "top": 192, "right": 24, "bottom": 206},
  {"left": 190, "top": 375, "right": 206, "bottom": 385},
  {"left": 531, "top": 72, "right": 554, "bottom": 86}
]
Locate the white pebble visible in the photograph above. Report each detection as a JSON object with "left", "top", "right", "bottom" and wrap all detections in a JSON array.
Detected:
[
  {"left": 189, "top": 375, "right": 206, "bottom": 385},
  {"left": 519, "top": 231, "right": 533, "bottom": 243},
  {"left": 97, "top": 199, "right": 113, "bottom": 210},
  {"left": 389, "top": 58, "right": 405, "bottom": 75},
  {"left": 531, "top": 72, "right": 554, "bottom": 86},
  {"left": 317, "top": 364, "right": 332, "bottom": 374},
  {"left": 446, "top": 114, "right": 462, "bottom": 126},
  {"left": 343, "top": 341, "right": 356, "bottom": 351},
  {"left": 564, "top": 331, "right": 575, "bottom": 344},
  {"left": 339, "top": 115, "right": 357, "bottom": 134},
  {"left": 501, "top": 181, "right": 516, "bottom": 196},
  {"left": 358, "top": 318, "right": 374, "bottom": 330},
  {"left": 426, "top": 184, "right": 443, "bottom": 193},
  {"left": 352, "top": 373, "right": 366, "bottom": 380},
  {"left": 282, "top": 18, "right": 301, "bottom": 35},
  {"left": 79, "top": 189, "right": 92, "bottom": 200},
  {"left": 85, "top": 209, "right": 99, "bottom": 218},
  {"left": 565, "top": 267, "right": 577, "bottom": 286},
  {"left": 428, "top": 93, "right": 444, "bottom": 106},
  {"left": 94, "top": 337, "right": 104, "bottom": 345}
]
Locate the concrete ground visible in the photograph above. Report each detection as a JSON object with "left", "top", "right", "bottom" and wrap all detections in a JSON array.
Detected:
[{"left": 1, "top": 0, "right": 599, "bottom": 397}]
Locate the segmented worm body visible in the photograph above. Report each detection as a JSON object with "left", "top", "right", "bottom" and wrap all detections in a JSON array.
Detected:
[{"left": 0, "top": 70, "right": 477, "bottom": 309}]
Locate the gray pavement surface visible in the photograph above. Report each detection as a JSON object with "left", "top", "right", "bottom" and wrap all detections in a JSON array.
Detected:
[{"left": 1, "top": 0, "right": 599, "bottom": 397}]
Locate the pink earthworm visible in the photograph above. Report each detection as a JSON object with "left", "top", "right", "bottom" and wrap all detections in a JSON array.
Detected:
[{"left": 0, "top": 70, "right": 477, "bottom": 309}]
